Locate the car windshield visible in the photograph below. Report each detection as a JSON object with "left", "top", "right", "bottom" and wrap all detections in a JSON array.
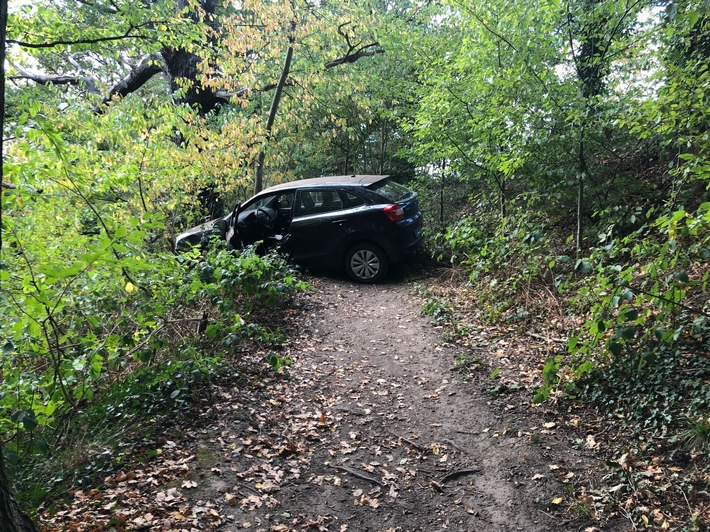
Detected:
[
  {"left": 242, "top": 194, "right": 277, "bottom": 212},
  {"left": 367, "top": 179, "right": 413, "bottom": 202}
]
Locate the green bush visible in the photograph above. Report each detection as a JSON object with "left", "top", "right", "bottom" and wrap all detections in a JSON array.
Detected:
[{"left": 1, "top": 211, "right": 306, "bottom": 506}]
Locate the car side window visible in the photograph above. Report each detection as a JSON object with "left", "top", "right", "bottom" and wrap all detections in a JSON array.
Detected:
[
  {"left": 340, "top": 191, "right": 366, "bottom": 208},
  {"left": 298, "top": 189, "right": 343, "bottom": 215}
]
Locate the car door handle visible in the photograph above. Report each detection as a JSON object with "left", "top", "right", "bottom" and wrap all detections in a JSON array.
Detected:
[{"left": 331, "top": 219, "right": 347, "bottom": 224}]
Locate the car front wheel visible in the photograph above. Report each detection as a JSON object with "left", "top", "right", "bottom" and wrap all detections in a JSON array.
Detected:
[{"left": 345, "top": 243, "right": 389, "bottom": 283}]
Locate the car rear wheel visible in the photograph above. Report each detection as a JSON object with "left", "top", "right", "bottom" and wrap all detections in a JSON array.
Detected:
[{"left": 345, "top": 243, "right": 389, "bottom": 284}]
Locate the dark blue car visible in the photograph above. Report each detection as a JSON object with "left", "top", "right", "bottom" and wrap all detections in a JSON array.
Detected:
[{"left": 176, "top": 175, "right": 423, "bottom": 283}]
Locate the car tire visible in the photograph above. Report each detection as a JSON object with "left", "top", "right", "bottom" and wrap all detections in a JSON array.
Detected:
[{"left": 345, "top": 243, "right": 389, "bottom": 284}]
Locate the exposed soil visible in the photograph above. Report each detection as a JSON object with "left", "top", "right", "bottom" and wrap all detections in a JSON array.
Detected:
[{"left": 181, "top": 275, "right": 627, "bottom": 532}]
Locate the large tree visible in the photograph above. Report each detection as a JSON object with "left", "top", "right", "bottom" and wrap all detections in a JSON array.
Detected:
[{"left": 6, "top": 0, "right": 386, "bottom": 207}]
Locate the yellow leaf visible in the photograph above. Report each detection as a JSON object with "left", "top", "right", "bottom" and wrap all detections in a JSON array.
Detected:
[
  {"left": 551, "top": 497, "right": 563, "bottom": 505},
  {"left": 125, "top": 282, "right": 135, "bottom": 293}
]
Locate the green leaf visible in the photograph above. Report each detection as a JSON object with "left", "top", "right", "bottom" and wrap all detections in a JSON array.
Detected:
[
  {"left": 533, "top": 387, "right": 550, "bottom": 403},
  {"left": 608, "top": 341, "right": 623, "bottom": 357},
  {"left": 686, "top": 10, "right": 700, "bottom": 28},
  {"left": 38, "top": 264, "right": 83, "bottom": 278},
  {"left": 16, "top": 409, "right": 39, "bottom": 431},
  {"left": 619, "top": 327, "right": 635, "bottom": 341},
  {"left": 574, "top": 360, "right": 594, "bottom": 377},
  {"left": 567, "top": 335, "right": 579, "bottom": 353},
  {"left": 623, "top": 308, "right": 638, "bottom": 321},
  {"left": 674, "top": 272, "right": 689, "bottom": 283}
]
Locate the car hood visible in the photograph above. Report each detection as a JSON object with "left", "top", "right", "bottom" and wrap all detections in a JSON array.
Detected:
[{"left": 175, "top": 215, "right": 230, "bottom": 250}]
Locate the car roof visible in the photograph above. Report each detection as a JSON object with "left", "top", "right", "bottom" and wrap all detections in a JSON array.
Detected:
[{"left": 261, "top": 175, "right": 389, "bottom": 193}]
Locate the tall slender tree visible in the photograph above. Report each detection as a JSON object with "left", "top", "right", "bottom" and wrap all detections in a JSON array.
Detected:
[{"left": 1, "top": 0, "right": 40, "bottom": 525}]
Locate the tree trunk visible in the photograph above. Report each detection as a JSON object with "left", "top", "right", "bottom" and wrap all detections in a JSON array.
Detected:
[
  {"left": 576, "top": 135, "right": 587, "bottom": 258},
  {"left": 499, "top": 176, "right": 506, "bottom": 219},
  {"left": 379, "top": 121, "right": 388, "bottom": 175},
  {"left": 1, "top": 5, "right": 39, "bottom": 528},
  {"left": 254, "top": 19, "right": 296, "bottom": 194},
  {"left": 163, "top": 0, "right": 224, "bottom": 218},
  {"left": 0, "top": 443, "right": 39, "bottom": 532},
  {"left": 439, "top": 160, "right": 446, "bottom": 225},
  {"left": 572, "top": 0, "right": 608, "bottom": 253}
]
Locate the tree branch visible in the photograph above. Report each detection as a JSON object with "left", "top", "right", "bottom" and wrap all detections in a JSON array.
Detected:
[
  {"left": 325, "top": 42, "right": 384, "bottom": 68},
  {"left": 75, "top": 0, "right": 120, "bottom": 15},
  {"left": 9, "top": 62, "right": 100, "bottom": 94},
  {"left": 7, "top": 23, "right": 152, "bottom": 49},
  {"left": 324, "top": 21, "right": 384, "bottom": 69},
  {"left": 9, "top": 52, "right": 167, "bottom": 110},
  {"left": 98, "top": 52, "right": 165, "bottom": 108}
]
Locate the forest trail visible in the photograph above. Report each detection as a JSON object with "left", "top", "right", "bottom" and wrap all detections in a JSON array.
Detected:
[{"left": 184, "top": 275, "right": 624, "bottom": 532}]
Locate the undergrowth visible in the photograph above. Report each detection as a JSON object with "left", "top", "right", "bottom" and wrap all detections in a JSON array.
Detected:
[
  {"left": 421, "top": 198, "right": 710, "bottom": 529},
  {"left": 1, "top": 239, "right": 307, "bottom": 513}
]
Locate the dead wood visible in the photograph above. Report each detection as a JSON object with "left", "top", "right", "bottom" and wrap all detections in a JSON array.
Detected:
[{"left": 332, "top": 465, "right": 384, "bottom": 487}]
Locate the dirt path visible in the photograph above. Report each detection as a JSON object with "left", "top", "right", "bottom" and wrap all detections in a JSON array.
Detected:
[{"left": 180, "top": 276, "right": 623, "bottom": 532}]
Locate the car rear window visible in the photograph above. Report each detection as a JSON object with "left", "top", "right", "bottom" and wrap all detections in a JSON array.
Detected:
[{"left": 367, "top": 179, "right": 414, "bottom": 202}]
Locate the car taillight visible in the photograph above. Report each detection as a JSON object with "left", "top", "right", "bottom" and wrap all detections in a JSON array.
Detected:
[{"left": 383, "top": 203, "right": 405, "bottom": 222}]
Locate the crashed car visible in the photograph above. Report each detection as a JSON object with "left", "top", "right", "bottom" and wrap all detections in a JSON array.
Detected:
[{"left": 176, "top": 175, "right": 423, "bottom": 283}]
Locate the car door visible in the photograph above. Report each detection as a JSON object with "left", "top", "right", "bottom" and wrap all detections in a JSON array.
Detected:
[
  {"left": 233, "top": 191, "right": 294, "bottom": 247},
  {"left": 288, "top": 188, "right": 350, "bottom": 268}
]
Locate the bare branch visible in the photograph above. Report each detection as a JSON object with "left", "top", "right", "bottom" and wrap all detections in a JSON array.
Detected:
[
  {"left": 8, "top": 61, "right": 100, "bottom": 94},
  {"left": 325, "top": 42, "right": 384, "bottom": 69},
  {"left": 325, "top": 20, "right": 384, "bottom": 69},
  {"left": 214, "top": 82, "right": 284, "bottom": 102},
  {"left": 99, "top": 52, "right": 165, "bottom": 108},
  {"left": 7, "top": 22, "right": 152, "bottom": 49}
]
